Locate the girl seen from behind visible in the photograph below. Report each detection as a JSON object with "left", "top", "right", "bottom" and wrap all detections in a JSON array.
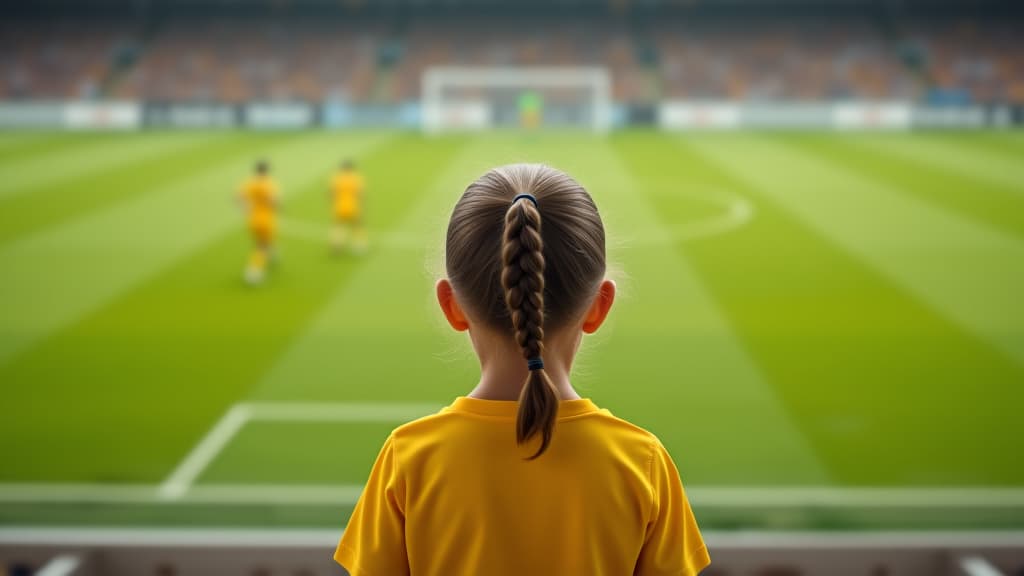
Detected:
[{"left": 336, "top": 163, "right": 709, "bottom": 576}]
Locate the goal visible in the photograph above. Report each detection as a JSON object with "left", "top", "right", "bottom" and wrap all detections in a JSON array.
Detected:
[{"left": 421, "top": 66, "right": 613, "bottom": 133}]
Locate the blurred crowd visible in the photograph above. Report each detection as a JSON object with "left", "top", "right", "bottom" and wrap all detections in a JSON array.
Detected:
[
  {"left": 653, "top": 22, "right": 914, "bottom": 101},
  {"left": 1, "top": 18, "right": 1022, "bottom": 104},
  {"left": 0, "top": 22, "right": 127, "bottom": 100},
  {"left": 113, "top": 21, "right": 380, "bottom": 103}
]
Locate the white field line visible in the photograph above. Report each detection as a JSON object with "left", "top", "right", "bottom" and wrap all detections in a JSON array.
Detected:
[
  {"left": 0, "top": 484, "right": 160, "bottom": 503},
  {"left": 158, "top": 404, "right": 251, "bottom": 500},
  {"left": 618, "top": 189, "right": 756, "bottom": 247},
  {"left": 4, "top": 483, "right": 1024, "bottom": 508},
  {"left": 157, "top": 402, "right": 442, "bottom": 501},
  {"left": 687, "top": 486, "right": 1024, "bottom": 508},
  {"left": 181, "top": 484, "right": 363, "bottom": 504},
  {"left": 705, "top": 531, "right": 1024, "bottom": 549},
  {"left": 2, "top": 528, "right": 1024, "bottom": 550}
]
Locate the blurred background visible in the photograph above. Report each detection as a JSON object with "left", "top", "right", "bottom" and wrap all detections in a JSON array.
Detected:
[{"left": 0, "top": 0, "right": 1023, "bottom": 575}]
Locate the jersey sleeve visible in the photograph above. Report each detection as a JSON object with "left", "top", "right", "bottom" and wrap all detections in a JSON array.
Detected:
[
  {"left": 635, "top": 438, "right": 709, "bottom": 576},
  {"left": 334, "top": 434, "right": 410, "bottom": 576}
]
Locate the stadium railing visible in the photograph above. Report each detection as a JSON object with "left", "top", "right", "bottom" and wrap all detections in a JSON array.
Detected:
[{"left": 3, "top": 528, "right": 1024, "bottom": 576}]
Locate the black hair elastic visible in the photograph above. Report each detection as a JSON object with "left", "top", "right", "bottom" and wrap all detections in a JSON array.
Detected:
[
  {"left": 512, "top": 193, "right": 539, "bottom": 208},
  {"left": 527, "top": 357, "right": 545, "bottom": 371}
]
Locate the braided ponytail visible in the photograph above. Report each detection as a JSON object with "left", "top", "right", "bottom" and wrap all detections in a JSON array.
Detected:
[
  {"left": 446, "top": 164, "right": 605, "bottom": 460},
  {"left": 502, "top": 196, "right": 559, "bottom": 459}
]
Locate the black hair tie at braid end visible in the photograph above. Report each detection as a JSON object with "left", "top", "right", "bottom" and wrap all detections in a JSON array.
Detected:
[
  {"left": 527, "top": 357, "right": 544, "bottom": 371},
  {"left": 512, "top": 193, "right": 539, "bottom": 209}
]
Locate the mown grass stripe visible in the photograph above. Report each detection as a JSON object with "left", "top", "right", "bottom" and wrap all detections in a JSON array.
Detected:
[
  {"left": 931, "top": 132, "right": 1024, "bottom": 163},
  {"left": 0, "top": 133, "right": 277, "bottom": 246},
  {"left": 575, "top": 133, "right": 831, "bottom": 484},
  {"left": 0, "top": 134, "right": 99, "bottom": 163},
  {"left": 747, "top": 134, "right": 1024, "bottom": 364},
  {"left": 858, "top": 134, "right": 1024, "bottom": 193},
  {"left": 682, "top": 133, "right": 1024, "bottom": 484},
  {"left": 0, "top": 132, "right": 213, "bottom": 200},
  {"left": 784, "top": 134, "right": 1024, "bottom": 240},
  {"left": 0, "top": 132, "right": 385, "bottom": 366}
]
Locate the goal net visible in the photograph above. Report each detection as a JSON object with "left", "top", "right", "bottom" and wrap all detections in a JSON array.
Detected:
[{"left": 421, "top": 66, "right": 613, "bottom": 133}]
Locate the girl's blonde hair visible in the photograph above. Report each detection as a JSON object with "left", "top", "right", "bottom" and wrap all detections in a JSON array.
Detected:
[{"left": 445, "top": 164, "right": 606, "bottom": 458}]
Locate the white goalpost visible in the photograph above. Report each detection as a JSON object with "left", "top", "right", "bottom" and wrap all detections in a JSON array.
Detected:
[{"left": 421, "top": 66, "right": 613, "bottom": 133}]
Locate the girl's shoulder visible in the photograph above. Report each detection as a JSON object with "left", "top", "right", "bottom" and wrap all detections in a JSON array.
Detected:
[{"left": 582, "top": 406, "right": 663, "bottom": 443}]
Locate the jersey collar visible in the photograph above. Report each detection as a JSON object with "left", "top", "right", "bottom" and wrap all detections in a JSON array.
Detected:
[{"left": 448, "top": 396, "right": 600, "bottom": 420}]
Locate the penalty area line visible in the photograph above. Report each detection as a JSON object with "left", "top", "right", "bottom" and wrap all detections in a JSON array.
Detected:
[
  {"left": 156, "top": 402, "right": 443, "bottom": 501},
  {"left": 158, "top": 404, "right": 251, "bottom": 500}
]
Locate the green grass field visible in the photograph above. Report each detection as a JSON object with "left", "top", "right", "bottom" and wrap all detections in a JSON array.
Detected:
[{"left": 0, "top": 130, "right": 1022, "bottom": 531}]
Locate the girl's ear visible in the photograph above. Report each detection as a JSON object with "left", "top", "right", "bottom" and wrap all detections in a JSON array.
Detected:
[
  {"left": 436, "top": 278, "right": 470, "bottom": 332},
  {"left": 582, "top": 279, "right": 616, "bottom": 334}
]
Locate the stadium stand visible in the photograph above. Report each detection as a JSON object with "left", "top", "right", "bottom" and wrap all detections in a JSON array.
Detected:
[
  {"left": 0, "top": 22, "right": 133, "bottom": 100},
  {"left": 906, "top": 22, "right": 1024, "bottom": 105},
  {"left": 113, "top": 21, "right": 381, "bottom": 103},
  {"left": 106, "top": 20, "right": 1024, "bottom": 105},
  {"left": 3, "top": 17, "right": 1022, "bottom": 105},
  {"left": 651, "top": 22, "right": 917, "bottom": 101}
]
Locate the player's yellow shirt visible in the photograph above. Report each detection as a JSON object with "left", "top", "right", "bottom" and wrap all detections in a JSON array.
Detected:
[
  {"left": 331, "top": 171, "right": 363, "bottom": 219},
  {"left": 240, "top": 176, "right": 277, "bottom": 227},
  {"left": 335, "top": 397, "right": 709, "bottom": 576}
]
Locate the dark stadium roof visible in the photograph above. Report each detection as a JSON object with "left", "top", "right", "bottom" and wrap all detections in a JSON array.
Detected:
[{"left": 7, "top": 0, "right": 1023, "bottom": 20}]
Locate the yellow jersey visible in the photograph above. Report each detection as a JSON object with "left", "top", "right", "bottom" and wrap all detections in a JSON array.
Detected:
[
  {"left": 335, "top": 397, "right": 709, "bottom": 576},
  {"left": 240, "top": 176, "right": 277, "bottom": 227},
  {"left": 331, "top": 170, "right": 364, "bottom": 219}
]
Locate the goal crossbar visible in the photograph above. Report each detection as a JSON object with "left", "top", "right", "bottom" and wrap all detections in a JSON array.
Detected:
[{"left": 422, "top": 66, "right": 613, "bottom": 133}]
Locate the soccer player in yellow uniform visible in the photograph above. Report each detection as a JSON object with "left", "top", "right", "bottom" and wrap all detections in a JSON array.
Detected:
[
  {"left": 329, "top": 159, "right": 367, "bottom": 254},
  {"left": 237, "top": 160, "right": 278, "bottom": 284}
]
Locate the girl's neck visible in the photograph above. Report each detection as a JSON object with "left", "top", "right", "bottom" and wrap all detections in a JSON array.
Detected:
[{"left": 467, "top": 337, "right": 581, "bottom": 402}]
